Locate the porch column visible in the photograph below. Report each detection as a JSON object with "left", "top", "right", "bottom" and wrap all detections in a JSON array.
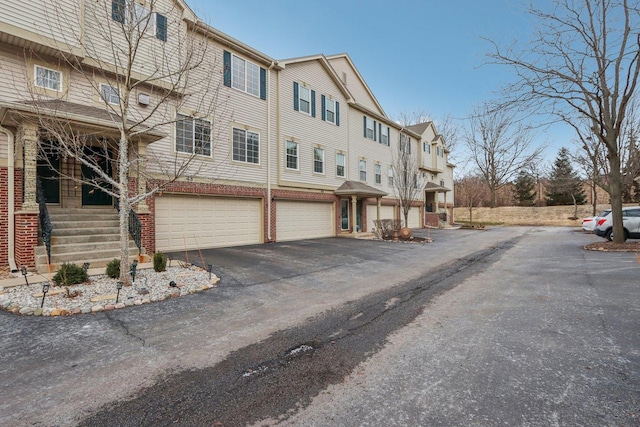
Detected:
[
  {"left": 351, "top": 195, "right": 357, "bottom": 233},
  {"left": 444, "top": 192, "right": 448, "bottom": 224},
  {"left": 136, "top": 141, "right": 149, "bottom": 213},
  {"left": 376, "top": 197, "right": 381, "bottom": 224},
  {"left": 18, "top": 123, "right": 38, "bottom": 211}
]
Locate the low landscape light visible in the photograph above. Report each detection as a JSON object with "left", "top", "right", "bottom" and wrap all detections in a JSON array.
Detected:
[
  {"left": 21, "top": 266, "right": 29, "bottom": 286},
  {"left": 116, "top": 281, "right": 123, "bottom": 304},
  {"left": 130, "top": 259, "right": 138, "bottom": 283},
  {"left": 169, "top": 280, "right": 177, "bottom": 288},
  {"left": 207, "top": 264, "right": 213, "bottom": 280},
  {"left": 40, "top": 282, "right": 50, "bottom": 308},
  {"left": 82, "top": 262, "right": 90, "bottom": 272}
]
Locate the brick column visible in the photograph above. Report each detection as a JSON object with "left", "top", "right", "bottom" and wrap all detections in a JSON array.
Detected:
[
  {"left": 14, "top": 212, "right": 38, "bottom": 268},
  {"left": 135, "top": 141, "right": 149, "bottom": 213},
  {"left": 138, "top": 211, "right": 155, "bottom": 255},
  {"left": 17, "top": 123, "right": 38, "bottom": 212}
]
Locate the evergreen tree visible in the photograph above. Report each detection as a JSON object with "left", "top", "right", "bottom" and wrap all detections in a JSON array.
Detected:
[
  {"left": 546, "top": 148, "right": 586, "bottom": 206},
  {"left": 513, "top": 170, "right": 537, "bottom": 206}
]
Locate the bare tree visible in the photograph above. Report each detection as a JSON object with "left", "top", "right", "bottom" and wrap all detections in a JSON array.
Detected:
[
  {"left": 487, "top": 0, "right": 640, "bottom": 243},
  {"left": 454, "top": 174, "right": 487, "bottom": 225},
  {"left": 434, "top": 113, "right": 462, "bottom": 163},
  {"left": 22, "top": 1, "right": 225, "bottom": 282},
  {"left": 392, "top": 133, "right": 426, "bottom": 227},
  {"left": 464, "top": 104, "right": 543, "bottom": 208}
]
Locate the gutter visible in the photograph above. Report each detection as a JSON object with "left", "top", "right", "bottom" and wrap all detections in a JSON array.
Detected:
[
  {"left": 0, "top": 122, "right": 18, "bottom": 272},
  {"left": 266, "top": 61, "right": 276, "bottom": 241}
]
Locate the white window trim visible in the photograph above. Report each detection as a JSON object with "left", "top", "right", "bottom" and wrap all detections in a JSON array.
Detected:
[
  {"left": 34, "top": 65, "right": 62, "bottom": 92},
  {"left": 99, "top": 83, "right": 120, "bottom": 105},
  {"left": 388, "top": 166, "right": 394, "bottom": 186},
  {"left": 325, "top": 97, "right": 336, "bottom": 124},
  {"left": 175, "top": 113, "right": 212, "bottom": 157},
  {"left": 365, "top": 118, "right": 375, "bottom": 140},
  {"left": 286, "top": 140, "right": 299, "bottom": 171},
  {"left": 380, "top": 126, "right": 389, "bottom": 146},
  {"left": 314, "top": 147, "right": 325, "bottom": 174},
  {"left": 375, "top": 163, "right": 382, "bottom": 185},
  {"left": 359, "top": 159, "right": 367, "bottom": 181},
  {"left": 232, "top": 127, "right": 261, "bottom": 165},
  {"left": 336, "top": 152, "right": 346, "bottom": 178},
  {"left": 232, "top": 54, "right": 260, "bottom": 97},
  {"left": 299, "top": 85, "right": 311, "bottom": 115}
]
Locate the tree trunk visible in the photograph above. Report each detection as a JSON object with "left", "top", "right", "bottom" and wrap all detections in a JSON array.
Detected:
[
  {"left": 608, "top": 149, "right": 625, "bottom": 243},
  {"left": 118, "top": 135, "right": 131, "bottom": 285}
]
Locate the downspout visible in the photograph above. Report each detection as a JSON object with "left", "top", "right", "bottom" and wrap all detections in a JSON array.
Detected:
[
  {"left": 266, "top": 61, "right": 275, "bottom": 241},
  {"left": 0, "top": 123, "right": 18, "bottom": 271}
]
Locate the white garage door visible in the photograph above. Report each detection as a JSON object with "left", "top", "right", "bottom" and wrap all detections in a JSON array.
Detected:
[
  {"left": 276, "top": 201, "right": 334, "bottom": 241},
  {"left": 155, "top": 195, "right": 262, "bottom": 251},
  {"left": 367, "top": 204, "right": 396, "bottom": 232},
  {"left": 407, "top": 207, "right": 421, "bottom": 228}
]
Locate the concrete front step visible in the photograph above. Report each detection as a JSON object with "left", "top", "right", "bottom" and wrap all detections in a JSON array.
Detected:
[
  {"left": 35, "top": 248, "right": 140, "bottom": 273},
  {"left": 35, "top": 240, "right": 137, "bottom": 256},
  {"left": 50, "top": 226, "right": 121, "bottom": 237},
  {"left": 48, "top": 213, "right": 122, "bottom": 222},
  {"left": 53, "top": 220, "right": 120, "bottom": 229},
  {"left": 51, "top": 234, "right": 121, "bottom": 245},
  {"left": 37, "top": 255, "right": 146, "bottom": 274}
]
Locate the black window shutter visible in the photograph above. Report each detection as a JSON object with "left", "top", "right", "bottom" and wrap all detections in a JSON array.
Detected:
[
  {"left": 156, "top": 13, "right": 167, "bottom": 41},
  {"left": 321, "top": 95, "right": 326, "bottom": 121},
  {"left": 293, "top": 82, "right": 299, "bottom": 111},
  {"left": 311, "top": 90, "right": 316, "bottom": 117},
  {"left": 112, "top": 0, "right": 125, "bottom": 23},
  {"left": 260, "top": 67, "right": 267, "bottom": 100},
  {"left": 373, "top": 121, "right": 377, "bottom": 141},
  {"left": 336, "top": 102, "right": 340, "bottom": 126},
  {"left": 223, "top": 51, "right": 231, "bottom": 87},
  {"left": 363, "top": 116, "right": 367, "bottom": 138}
]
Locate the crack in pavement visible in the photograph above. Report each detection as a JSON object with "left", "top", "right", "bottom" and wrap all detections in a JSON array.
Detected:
[
  {"left": 78, "top": 239, "right": 518, "bottom": 427},
  {"left": 105, "top": 313, "right": 147, "bottom": 347}
]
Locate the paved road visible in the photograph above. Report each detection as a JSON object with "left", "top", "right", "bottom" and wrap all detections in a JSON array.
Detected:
[{"left": 1, "top": 227, "right": 638, "bottom": 426}]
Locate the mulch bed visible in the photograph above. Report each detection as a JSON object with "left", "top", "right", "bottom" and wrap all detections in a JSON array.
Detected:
[{"left": 584, "top": 241, "right": 640, "bottom": 252}]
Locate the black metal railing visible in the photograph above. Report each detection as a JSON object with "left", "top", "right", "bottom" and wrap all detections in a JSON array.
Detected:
[
  {"left": 36, "top": 179, "right": 53, "bottom": 263},
  {"left": 114, "top": 199, "right": 142, "bottom": 255}
]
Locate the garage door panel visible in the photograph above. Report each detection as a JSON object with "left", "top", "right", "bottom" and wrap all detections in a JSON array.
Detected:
[
  {"left": 277, "top": 201, "right": 334, "bottom": 241},
  {"left": 407, "top": 208, "right": 420, "bottom": 228},
  {"left": 367, "top": 204, "right": 396, "bottom": 232},
  {"left": 155, "top": 196, "right": 262, "bottom": 251}
]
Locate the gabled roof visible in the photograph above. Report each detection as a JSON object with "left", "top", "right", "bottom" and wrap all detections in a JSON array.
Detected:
[
  {"left": 424, "top": 182, "right": 451, "bottom": 192},
  {"left": 325, "top": 53, "right": 387, "bottom": 117},
  {"left": 335, "top": 181, "right": 387, "bottom": 197},
  {"left": 278, "top": 54, "right": 354, "bottom": 101},
  {"left": 406, "top": 121, "right": 433, "bottom": 136}
]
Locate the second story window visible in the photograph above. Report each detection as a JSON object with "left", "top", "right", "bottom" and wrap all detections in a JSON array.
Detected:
[
  {"left": 35, "top": 66, "right": 61, "bottom": 91},
  {"left": 437, "top": 146, "right": 444, "bottom": 157},
  {"left": 233, "top": 128, "right": 260, "bottom": 164},
  {"left": 286, "top": 141, "right": 298, "bottom": 170},
  {"left": 314, "top": 147, "right": 325, "bottom": 174},
  {"left": 111, "top": 0, "right": 167, "bottom": 41},
  {"left": 400, "top": 134, "right": 411, "bottom": 154},
  {"left": 388, "top": 166, "right": 394, "bottom": 186},
  {"left": 99, "top": 84, "right": 120, "bottom": 105},
  {"left": 359, "top": 159, "right": 367, "bottom": 181},
  {"left": 423, "top": 142, "right": 431, "bottom": 153},
  {"left": 379, "top": 125, "right": 389, "bottom": 146},
  {"left": 293, "top": 82, "right": 315, "bottom": 116},
  {"left": 321, "top": 95, "right": 339, "bottom": 125},
  {"left": 375, "top": 163, "right": 382, "bottom": 184},
  {"left": 223, "top": 51, "right": 267, "bottom": 100},
  {"left": 336, "top": 153, "right": 346, "bottom": 177},
  {"left": 176, "top": 113, "right": 211, "bottom": 156},
  {"left": 364, "top": 117, "right": 376, "bottom": 140}
]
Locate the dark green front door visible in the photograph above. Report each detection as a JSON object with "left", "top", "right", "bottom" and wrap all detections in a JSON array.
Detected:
[
  {"left": 82, "top": 147, "right": 113, "bottom": 206},
  {"left": 37, "top": 151, "right": 60, "bottom": 204}
]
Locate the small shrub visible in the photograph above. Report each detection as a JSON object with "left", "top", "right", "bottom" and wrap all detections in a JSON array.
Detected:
[
  {"left": 106, "top": 259, "right": 120, "bottom": 279},
  {"left": 373, "top": 219, "right": 402, "bottom": 239},
  {"left": 153, "top": 252, "right": 167, "bottom": 272},
  {"left": 53, "top": 263, "right": 89, "bottom": 286}
]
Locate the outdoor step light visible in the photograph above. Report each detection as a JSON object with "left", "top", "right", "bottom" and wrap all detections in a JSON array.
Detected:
[
  {"left": 40, "top": 282, "right": 50, "bottom": 308},
  {"left": 82, "top": 262, "right": 90, "bottom": 272},
  {"left": 21, "top": 266, "right": 29, "bottom": 286},
  {"left": 130, "top": 259, "right": 138, "bottom": 283},
  {"left": 207, "top": 264, "right": 213, "bottom": 280},
  {"left": 116, "top": 281, "right": 123, "bottom": 304}
]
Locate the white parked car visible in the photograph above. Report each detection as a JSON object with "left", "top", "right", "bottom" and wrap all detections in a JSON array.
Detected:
[
  {"left": 582, "top": 209, "right": 610, "bottom": 231},
  {"left": 594, "top": 207, "right": 640, "bottom": 241}
]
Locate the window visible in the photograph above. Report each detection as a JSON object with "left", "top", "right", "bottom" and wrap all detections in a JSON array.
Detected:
[
  {"left": 314, "top": 147, "right": 325, "bottom": 174},
  {"left": 423, "top": 142, "right": 431, "bottom": 153},
  {"left": 175, "top": 114, "right": 211, "bottom": 156},
  {"left": 440, "top": 180, "right": 445, "bottom": 187},
  {"left": 388, "top": 166, "right": 394, "bottom": 186},
  {"left": 400, "top": 134, "right": 411, "bottom": 153},
  {"left": 233, "top": 128, "right": 260, "bottom": 164},
  {"left": 359, "top": 159, "right": 367, "bottom": 181},
  {"left": 111, "top": 0, "right": 167, "bottom": 41},
  {"left": 379, "top": 125, "right": 389, "bottom": 146},
  {"left": 336, "top": 153, "right": 346, "bottom": 177},
  {"left": 286, "top": 141, "right": 298, "bottom": 170},
  {"left": 231, "top": 55, "right": 260, "bottom": 97},
  {"left": 99, "top": 84, "right": 120, "bottom": 105},
  {"left": 322, "top": 95, "right": 339, "bottom": 125},
  {"left": 437, "top": 146, "right": 443, "bottom": 157},
  {"left": 223, "top": 51, "right": 266, "bottom": 99},
  {"left": 35, "top": 66, "right": 61, "bottom": 91},
  {"left": 293, "top": 82, "right": 315, "bottom": 116},
  {"left": 364, "top": 117, "right": 376, "bottom": 140},
  {"left": 375, "top": 163, "right": 382, "bottom": 184}
]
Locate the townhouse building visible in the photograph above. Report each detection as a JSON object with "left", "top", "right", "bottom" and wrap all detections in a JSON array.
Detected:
[{"left": 0, "top": 0, "right": 454, "bottom": 272}]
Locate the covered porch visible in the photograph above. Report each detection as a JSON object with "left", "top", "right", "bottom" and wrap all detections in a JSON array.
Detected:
[
  {"left": 424, "top": 182, "right": 452, "bottom": 228},
  {"left": 335, "top": 181, "right": 388, "bottom": 237}
]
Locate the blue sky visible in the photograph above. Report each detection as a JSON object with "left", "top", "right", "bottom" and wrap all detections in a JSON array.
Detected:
[{"left": 185, "top": 0, "right": 573, "bottom": 164}]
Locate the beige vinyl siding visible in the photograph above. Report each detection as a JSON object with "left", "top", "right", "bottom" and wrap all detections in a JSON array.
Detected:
[
  {"left": 279, "top": 60, "right": 349, "bottom": 189},
  {"left": 0, "top": 0, "right": 81, "bottom": 49},
  {"left": 0, "top": 133, "right": 8, "bottom": 161},
  {"left": 0, "top": 48, "right": 29, "bottom": 102},
  {"left": 326, "top": 56, "right": 384, "bottom": 116}
]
